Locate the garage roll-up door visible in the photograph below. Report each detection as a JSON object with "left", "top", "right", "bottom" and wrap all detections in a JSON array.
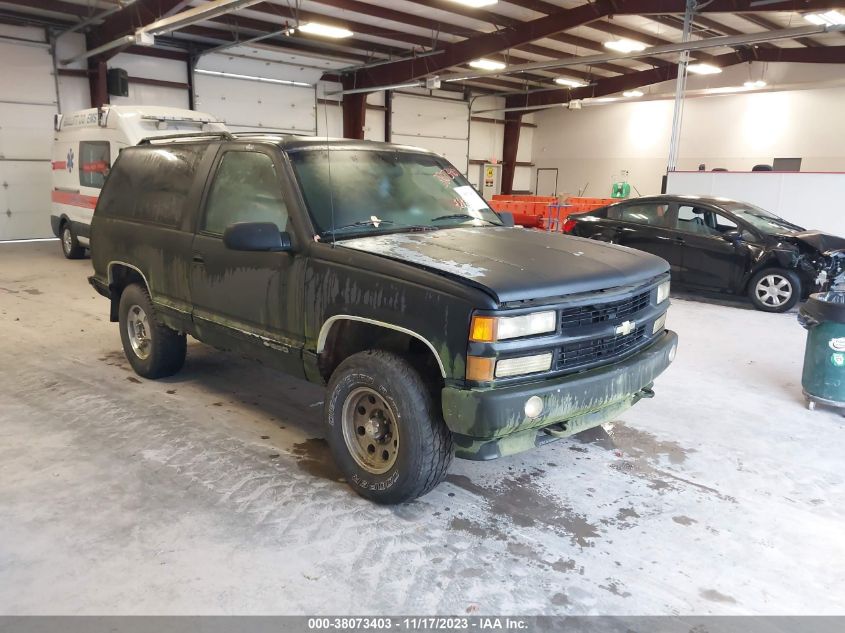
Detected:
[
  {"left": 391, "top": 93, "right": 469, "bottom": 175},
  {"left": 0, "top": 34, "right": 57, "bottom": 240}
]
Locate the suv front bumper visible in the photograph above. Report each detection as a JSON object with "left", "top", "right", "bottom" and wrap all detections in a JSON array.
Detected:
[{"left": 441, "top": 330, "right": 678, "bottom": 460}]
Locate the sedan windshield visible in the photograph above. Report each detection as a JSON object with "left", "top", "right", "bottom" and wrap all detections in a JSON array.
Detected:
[
  {"left": 288, "top": 148, "right": 502, "bottom": 238},
  {"left": 721, "top": 202, "right": 804, "bottom": 235}
]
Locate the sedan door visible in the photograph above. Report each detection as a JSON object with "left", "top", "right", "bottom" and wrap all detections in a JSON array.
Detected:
[
  {"left": 672, "top": 204, "right": 747, "bottom": 291},
  {"left": 190, "top": 145, "right": 305, "bottom": 377},
  {"left": 607, "top": 202, "right": 684, "bottom": 278}
]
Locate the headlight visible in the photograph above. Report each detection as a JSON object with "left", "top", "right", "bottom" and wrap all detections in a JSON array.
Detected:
[
  {"left": 656, "top": 280, "right": 670, "bottom": 304},
  {"left": 470, "top": 311, "right": 556, "bottom": 342},
  {"left": 495, "top": 353, "right": 553, "bottom": 378},
  {"left": 652, "top": 312, "right": 667, "bottom": 334}
]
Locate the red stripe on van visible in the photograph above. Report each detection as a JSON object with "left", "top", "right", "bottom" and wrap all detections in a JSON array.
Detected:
[
  {"left": 52, "top": 161, "right": 67, "bottom": 170},
  {"left": 52, "top": 190, "right": 99, "bottom": 209}
]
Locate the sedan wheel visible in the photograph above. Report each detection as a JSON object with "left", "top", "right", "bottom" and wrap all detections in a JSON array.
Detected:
[{"left": 755, "top": 274, "right": 792, "bottom": 308}]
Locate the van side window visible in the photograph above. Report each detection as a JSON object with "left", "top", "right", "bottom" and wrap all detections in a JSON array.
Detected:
[
  {"left": 202, "top": 151, "right": 288, "bottom": 235},
  {"left": 98, "top": 145, "right": 205, "bottom": 227},
  {"left": 79, "top": 141, "right": 110, "bottom": 189}
]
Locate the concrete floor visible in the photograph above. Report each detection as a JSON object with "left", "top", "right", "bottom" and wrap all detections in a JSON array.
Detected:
[{"left": 1, "top": 241, "right": 844, "bottom": 616}]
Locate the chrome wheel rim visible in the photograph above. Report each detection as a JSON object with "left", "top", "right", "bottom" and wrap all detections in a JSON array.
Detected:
[
  {"left": 341, "top": 387, "right": 399, "bottom": 474},
  {"left": 62, "top": 227, "right": 72, "bottom": 254},
  {"left": 126, "top": 304, "right": 152, "bottom": 360},
  {"left": 755, "top": 274, "right": 792, "bottom": 307}
]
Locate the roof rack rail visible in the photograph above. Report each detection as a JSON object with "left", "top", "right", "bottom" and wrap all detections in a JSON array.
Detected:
[{"left": 138, "top": 131, "right": 234, "bottom": 144}]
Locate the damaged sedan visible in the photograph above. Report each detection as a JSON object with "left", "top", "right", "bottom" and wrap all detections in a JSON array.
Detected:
[{"left": 564, "top": 195, "right": 845, "bottom": 312}]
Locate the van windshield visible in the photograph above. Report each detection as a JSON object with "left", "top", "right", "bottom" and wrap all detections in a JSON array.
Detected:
[{"left": 288, "top": 148, "right": 502, "bottom": 239}]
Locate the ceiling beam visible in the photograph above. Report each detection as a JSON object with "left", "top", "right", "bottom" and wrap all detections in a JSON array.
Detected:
[
  {"left": 739, "top": 13, "right": 822, "bottom": 47},
  {"left": 86, "top": 0, "right": 187, "bottom": 59},
  {"left": 610, "top": 0, "right": 845, "bottom": 14},
  {"left": 505, "top": 44, "right": 845, "bottom": 109},
  {"left": 1, "top": 0, "right": 94, "bottom": 19},
  {"left": 350, "top": 0, "right": 615, "bottom": 90}
]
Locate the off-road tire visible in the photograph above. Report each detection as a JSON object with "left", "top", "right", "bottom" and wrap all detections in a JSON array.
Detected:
[
  {"left": 118, "top": 283, "right": 186, "bottom": 379},
  {"left": 748, "top": 268, "right": 801, "bottom": 313},
  {"left": 60, "top": 222, "right": 85, "bottom": 259},
  {"left": 325, "top": 350, "right": 454, "bottom": 504}
]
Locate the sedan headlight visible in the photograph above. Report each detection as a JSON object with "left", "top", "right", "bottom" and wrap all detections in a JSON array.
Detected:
[
  {"left": 656, "top": 280, "right": 670, "bottom": 304},
  {"left": 470, "top": 311, "right": 556, "bottom": 342}
]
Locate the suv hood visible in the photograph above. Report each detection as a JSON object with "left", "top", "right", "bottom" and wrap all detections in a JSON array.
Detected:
[{"left": 337, "top": 227, "right": 668, "bottom": 303}]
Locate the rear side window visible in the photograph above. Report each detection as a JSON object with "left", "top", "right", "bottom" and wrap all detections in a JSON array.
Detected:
[
  {"left": 610, "top": 203, "right": 670, "bottom": 227},
  {"left": 202, "top": 151, "right": 288, "bottom": 235},
  {"left": 97, "top": 145, "right": 206, "bottom": 227},
  {"left": 79, "top": 141, "right": 110, "bottom": 189}
]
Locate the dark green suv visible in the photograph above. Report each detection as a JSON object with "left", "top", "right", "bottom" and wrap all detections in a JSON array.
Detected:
[{"left": 89, "top": 133, "right": 677, "bottom": 503}]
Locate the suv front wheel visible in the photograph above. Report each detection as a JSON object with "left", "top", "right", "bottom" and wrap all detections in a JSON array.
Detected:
[
  {"left": 118, "top": 283, "right": 187, "bottom": 378},
  {"left": 325, "top": 350, "right": 453, "bottom": 503}
]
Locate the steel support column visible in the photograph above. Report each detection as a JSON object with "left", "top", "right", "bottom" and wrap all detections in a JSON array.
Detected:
[
  {"left": 501, "top": 111, "right": 523, "bottom": 195},
  {"left": 88, "top": 58, "right": 108, "bottom": 108},
  {"left": 342, "top": 92, "right": 366, "bottom": 140}
]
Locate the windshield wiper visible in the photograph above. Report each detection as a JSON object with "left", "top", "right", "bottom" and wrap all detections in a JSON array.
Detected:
[
  {"left": 430, "top": 213, "right": 498, "bottom": 225},
  {"left": 322, "top": 219, "right": 395, "bottom": 236}
]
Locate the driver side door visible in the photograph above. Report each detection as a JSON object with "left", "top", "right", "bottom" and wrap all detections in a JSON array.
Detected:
[{"left": 190, "top": 145, "right": 304, "bottom": 376}]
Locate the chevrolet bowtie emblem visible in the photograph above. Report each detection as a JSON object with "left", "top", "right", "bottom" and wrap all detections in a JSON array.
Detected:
[{"left": 615, "top": 320, "right": 636, "bottom": 336}]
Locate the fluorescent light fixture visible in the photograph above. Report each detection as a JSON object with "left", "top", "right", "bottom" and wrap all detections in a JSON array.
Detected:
[
  {"left": 623, "top": 90, "right": 644, "bottom": 98},
  {"left": 555, "top": 77, "right": 588, "bottom": 88},
  {"left": 804, "top": 10, "right": 845, "bottom": 25},
  {"left": 194, "top": 69, "right": 312, "bottom": 87},
  {"left": 298, "top": 22, "right": 353, "bottom": 38},
  {"left": 469, "top": 58, "right": 506, "bottom": 71},
  {"left": 449, "top": 0, "right": 498, "bottom": 6},
  {"left": 687, "top": 63, "right": 722, "bottom": 75},
  {"left": 744, "top": 79, "right": 767, "bottom": 88},
  {"left": 604, "top": 39, "right": 646, "bottom": 53}
]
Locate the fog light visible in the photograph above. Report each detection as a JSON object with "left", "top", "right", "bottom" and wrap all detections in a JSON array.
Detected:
[
  {"left": 524, "top": 396, "right": 544, "bottom": 418},
  {"left": 668, "top": 344, "right": 677, "bottom": 362}
]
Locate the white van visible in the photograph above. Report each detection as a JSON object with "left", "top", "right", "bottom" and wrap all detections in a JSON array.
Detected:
[{"left": 51, "top": 105, "right": 228, "bottom": 258}]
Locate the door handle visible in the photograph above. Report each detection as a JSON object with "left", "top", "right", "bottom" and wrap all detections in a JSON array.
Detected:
[
  {"left": 192, "top": 253, "right": 205, "bottom": 264},
  {"left": 673, "top": 236, "right": 685, "bottom": 244}
]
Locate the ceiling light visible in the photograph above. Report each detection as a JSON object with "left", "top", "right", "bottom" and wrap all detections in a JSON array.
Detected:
[
  {"left": 687, "top": 63, "right": 722, "bottom": 75},
  {"left": 298, "top": 22, "right": 353, "bottom": 38},
  {"left": 743, "top": 80, "right": 767, "bottom": 88},
  {"left": 555, "top": 77, "right": 588, "bottom": 88},
  {"left": 469, "top": 58, "right": 506, "bottom": 71},
  {"left": 449, "top": 0, "right": 498, "bottom": 6},
  {"left": 604, "top": 39, "right": 646, "bottom": 53},
  {"left": 804, "top": 10, "right": 845, "bottom": 25},
  {"left": 623, "top": 90, "right": 644, "bottom": 98}
]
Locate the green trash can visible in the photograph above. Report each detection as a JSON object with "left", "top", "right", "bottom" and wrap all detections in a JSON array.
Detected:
[{"left": 799, "top": 291, "right": 845, "bottom": 412}]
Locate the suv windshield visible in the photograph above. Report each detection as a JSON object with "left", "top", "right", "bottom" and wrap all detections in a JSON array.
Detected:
[
  {"left": 288, "top": 148, "right": 502, "bottom": 238},
  {"left": 721, "top": 202, "right": 804, "bottom": 235}
]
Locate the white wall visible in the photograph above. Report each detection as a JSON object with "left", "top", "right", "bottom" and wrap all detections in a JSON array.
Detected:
[
  {"left": 532, "top": 70, "right": 845, "bottom": 199},
  {"left": 468, "top": 96, "right": 535, "bottom": 192}
]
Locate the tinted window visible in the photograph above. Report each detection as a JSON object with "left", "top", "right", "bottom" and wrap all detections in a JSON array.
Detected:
[
  {"left": 202, "top": 151, "right": 288, "bottom": 235},
  {"left": 79, "top": 141, "right": 110, "bottom": 189},
  {"left": 677, "top": 205, "right": 743, "bottom": 237},
  {"left": 612, "top": 203, "right": 669, "bottom": 226},
  {"left": 97, "top": 145, "right": 205, "bottom": 227}
]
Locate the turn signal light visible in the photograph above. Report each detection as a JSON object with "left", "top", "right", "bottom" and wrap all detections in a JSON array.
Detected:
[
  {"left": 562, "top": 219, "right": 577, "bottom": 233},
  {"left": 466, "top": 356, "right": 495, "bottom": 382},
  {"left": 469, "top": 316, "right": 497, "bottom": 342}
]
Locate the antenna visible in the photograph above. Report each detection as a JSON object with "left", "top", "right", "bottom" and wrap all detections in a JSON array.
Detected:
[{"left": 323, "top": 86, "right": 337, "bottom": 247}]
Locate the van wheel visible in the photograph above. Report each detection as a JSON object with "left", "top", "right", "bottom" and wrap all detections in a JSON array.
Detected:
[
  {"left": 60, "top": 223, "right": 85, "bottom": 259},
  {"left": 118, "top": 283, "right": 186, "bottom": 379},
  {"left": 748, "top": 268, "right": 800, "bottom": 313},
  {"left": 325, "top": 350, "right": 453, "bottom": 504}
]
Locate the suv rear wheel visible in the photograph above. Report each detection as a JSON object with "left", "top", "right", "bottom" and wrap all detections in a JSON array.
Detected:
[
  {"left": 748, "top": 268, "right": 800, "bottom": 313},
  {"left": 325, "top": 350, "right": 453, "bottom": 503},
  {"left": 60, "top": 223, "right": 85, "bottom": 259},
  {"left": 118, "top": 283, "right": 186, "bottom": 378}
]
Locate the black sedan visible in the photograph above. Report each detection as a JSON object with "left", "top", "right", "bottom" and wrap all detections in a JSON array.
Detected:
[{"left": 563, "top": 195, "right": 845, "bottom": 312}]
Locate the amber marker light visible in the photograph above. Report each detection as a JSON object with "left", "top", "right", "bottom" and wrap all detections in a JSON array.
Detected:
[
  {"left": 469, "top": 315, "right": 497, "bottom": 342},
  {"left": 466, "top": 356, "right": 495, "bottom": 382}
]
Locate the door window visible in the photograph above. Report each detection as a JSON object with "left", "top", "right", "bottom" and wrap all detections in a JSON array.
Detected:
[
  {"left": 676, "top": 205, "right": 721, "bottom": 236},
  {"left": 79, "top": 141, "right": 110, "bottom": 189},
  {"left": 612, "top": 203, "right": 670, "bottom": 227},
  {"left": 202, "top": 151, "right": 289, "bottom": 235}
]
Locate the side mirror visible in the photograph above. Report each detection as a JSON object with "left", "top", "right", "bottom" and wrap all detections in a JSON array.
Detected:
[
  {"left": 498, "top": 211, "right": 515, "bottom": 227},
  {"left": 222, "top": 222, "right": 292, "bottom": 252},
  {"left": 723, "top": 229, "right": 743, "bottom": 243}
]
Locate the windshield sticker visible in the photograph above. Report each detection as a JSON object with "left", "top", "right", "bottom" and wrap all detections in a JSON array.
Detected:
[
  {"left": 454, "top": 185, "right": 488, "bottom": 212},
  {"left": 434, "top": 167, "right": 461, "bottom": 186},
  {"left": 338, "top": 233, "right": 488, "bottom": 279}
]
